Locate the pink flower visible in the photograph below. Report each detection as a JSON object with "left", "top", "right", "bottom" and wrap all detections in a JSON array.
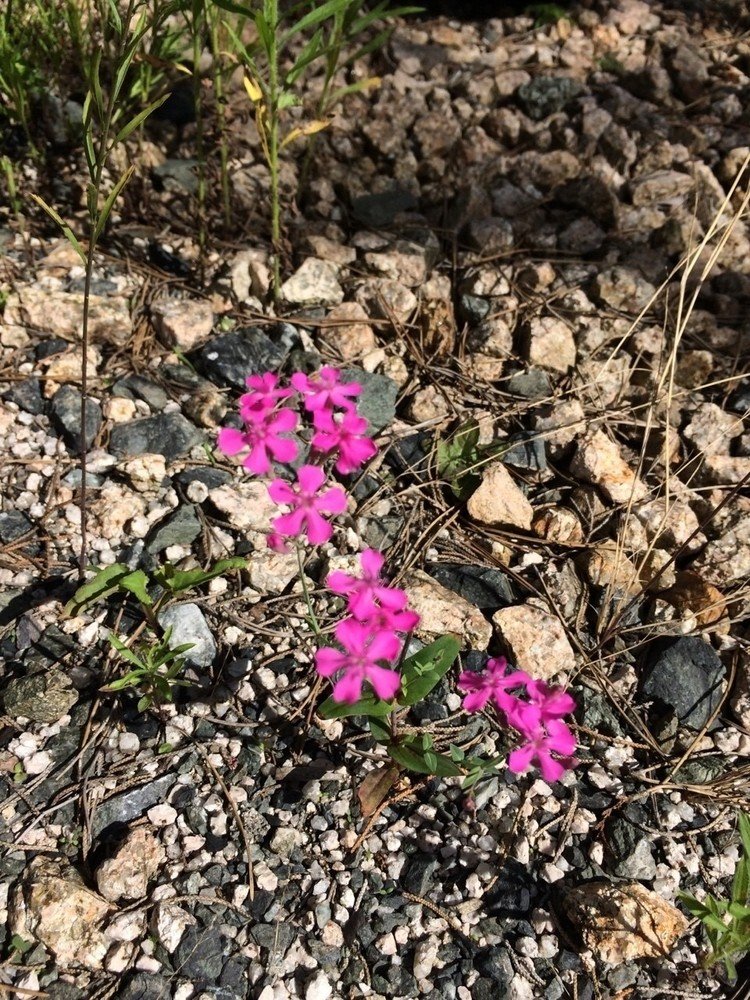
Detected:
[
  {"left": 315, "top": 617, "right": 402, "bottom": 703},
  {"left": 327, "top": 549, "right": 411, "bottom": 621},
  {"left": 240, "top": 372, "right": 292, "bottom": 416},
  {"left": 458, "top": 656, "right": 531, "bottom": 714},
  {"left": 507, "top": 719, "right": 577, "bottom": 783},
  {"left": 268, "top": 465, "right": 347, "bottom": 545},
  {"left": 291, "top": 366, "right": 361, "bottom": 414},
  {"left": 266, "top": 531, "right": 290, "bottom": 554},
  {"left": 311, "top": 410, "right": 377, "bottom": 475},
  {"left": 217, "top": 407, "right": 298, "bottom": 475}
]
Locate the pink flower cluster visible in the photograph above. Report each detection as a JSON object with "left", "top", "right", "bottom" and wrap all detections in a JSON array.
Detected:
[
  {"left": 218, "top": 367, "right": 376, "bottom": 548},
  {"left": 316, "top": 549, "right": 420, "bottom": 704},
  {"left": 458, "top": 657, "right": 577, "bottom": 782}
]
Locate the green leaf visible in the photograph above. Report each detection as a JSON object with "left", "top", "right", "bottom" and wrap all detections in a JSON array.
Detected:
[
  {"left": 137, "top": 694, "right": 151, "bottom": 712},
  {"left": 118, "top": 569, "right": 154, "bottom": 607},
  {"left": 436, "top": 419, "right": 484, "bottom": 500},
  {"left": 107, "top": 632, "right": 146, "bottom": 669},
  {"left": 397, "top": 635, "right": 460, "bottom": 708},
  {"left": 208, "top": 0, "right": 251, "bottom": 14},
  {"left": 114, "top": 93, "right": 171, "bottom": 144},
  {"left": 449, "top": 744, "right": 465, "bottom": 762},
  {"left": 318, "top": 692, "right": 394, "bottom": 719},
  {"left": 732, "top": 857, "right": 749, "bottom": 906},
  {"left": 29, "top": 194, "right": 87, "bottom": 266},
  {"left": 64, "top": 563, "right": 131, "bottom": 615},
  {"left": 387, "top": 740, "right": 462, "bottom": 777},
  {"left": 102, "top": 670, "right": 145, "bottom": 692},
  {"left": 154, "top": 557, "right": 246, "bottom": 593},
  {"left": 727, "top": 902, "right": 750, "bottom": 920},
  {"left": 368, "top": 716, "right": 391, "bottom": 744},
  {"left": 282, "top": 0, "right": 348, "bottom": 44},
  {"left": 739, "top": 813, "right": 750, "bottom": 861}
]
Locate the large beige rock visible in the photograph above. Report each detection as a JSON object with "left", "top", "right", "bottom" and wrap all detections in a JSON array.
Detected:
[
  {"left": 152, "top": 297, "right": 214, "bottom": 352},
  {"left": 96, "top": 826, "right": 165, "bottom": 903},
  {"left": 562, "top": 881, "right": 688, "bottom": 965},
  {"left": 319, "top": 301, "right": 376, "bottom": 360},
  {"left": 467, "top": 462, "right": 534, "bottom": 530},
  {"left": 524, "top": 316, "right": 576, "bottom": 373},
  {"left": 9, "top": 857, "right": 113, "bottom": 970},
  {"left": 6, "top": 286, "right": 132, "bottom": 346},
  {"left": 403, "top": 570, "right": 492, "bottom": 651},
  {"left": 683, "top": 402, "right": 742, "bottom": 457},
  {"left": 492, "top": 601, "right": 576, "bottom": 680},
  {"left": 570, "top": 429, "right": 648, "bottom": 505},
  {"left": 281, "top": 258, "right": 344, "bottom": 308}
]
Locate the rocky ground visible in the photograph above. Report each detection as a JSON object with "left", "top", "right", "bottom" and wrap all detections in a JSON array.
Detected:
[{"left": 1, "top": 0, "right": 750, "bottom": 997}]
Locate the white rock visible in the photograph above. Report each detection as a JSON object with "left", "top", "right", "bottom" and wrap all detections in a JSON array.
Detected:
[{"left": 305, "top": 971, "right": 333, "bottom": 1000}]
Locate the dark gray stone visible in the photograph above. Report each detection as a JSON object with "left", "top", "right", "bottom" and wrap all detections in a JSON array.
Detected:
[
  {"left": 113, "top": 375, "right": 169, "bottom": 410},
  {"left": 110, "top": 412, "right": 202, "bottom": 461},
  {"left": 502, "top": 432, "right": 547, "bottom": 472},
  {"left": 146, "top": 504, "right": 201, "bottom": 554},
  {"left": 505, "top": 367, "right": 552, "bottom": 400},
  {"left": 251, "top": 922, "right": 295, "bottom": 956},
  {"left": 153, "top": 158, "right": 199, "bottom": 194},
  {"left": 728, "top": 383, "right": 750, "bottom": 414},
  {"left": 459, "top": 294, "right": 491, "bottom": 325},
  {"left": 50, "top": 385, "right": 102, "bottom": 453},
  {"left": 607, "top": 816, "right": 657, "bottom": 880},
  {"left": 3, "top": 378, "right": 44, "bottom": 415},
  {"left": 576, "top": 687, "right": 624, "bottom": 738},
  {"left": 174, "top": 925, "right": 226, "bottom": 982},
  {"left": 175, "top": 468, "right": 232, "bottom": 491},
  {"left": 116, "top": 971, "right": 169, "bottom": 1000},
  {"left": 517, "top": 76, "right": 585, "bottom": 121},
  {"left": 640, "top": 636, "right": 726, "bottom": 730},
  {"left": 35, "top": 337, "right": 69, "bottom": 360},
  {"left": 342, "top": 369, "right": 398, "bottom": 433},
  {"left": 425, "top": 563, "right": 515, "bottom": 611},
  {"left": 351, "top": 187, "right": 418, "bottom": 228},
  {"left": 194, "top": 328, "right": 285, "bottom": 390},
  {"left": 402, "top": 853, "right": 439, "bottom": 895},
  {"left": 474, "top": 947, "right": 513, "bottom": 988},
  {"left": 3, "top": 668, "right": 77, "bottom": 723},
  {"left": 0, "top": 511, "right": 32, "bottom": 543},
  {"left": 91, "top": 773, "right": 177, "bottom": 837}
]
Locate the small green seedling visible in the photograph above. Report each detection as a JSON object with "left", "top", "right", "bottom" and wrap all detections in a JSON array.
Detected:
[
  {"left": 680, "top": 813, "right": 750, "bottom": 981},
  {"left": 103, "top": 626, "right": 193, "bottom": 712},
  {"left": 437, "top": 419, "right": 505, "bottom": 501}
]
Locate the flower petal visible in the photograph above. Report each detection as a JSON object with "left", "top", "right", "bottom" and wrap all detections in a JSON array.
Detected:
[
  {"left": 508, "top": 743, "right": 536, "bottom": 774},
  {"left": 315, "top": 647, "right": 346, "bottom": 677},
  {"left": 545, "top": 720, "right": 577, "bottom": 757},
  {"left": 365, "top": 664, "right": 401, "bottom": 701},
  {"left": 297, "top": 464, "right": 326, "bottom": 493},
  {"left": 272, "top": 509, "right": 306, "bottom": 538},
  {"left": 268, "top": 479, "right": 297, "bottom": 505},
  {"left": 217, "top": 428, "right": 247, "bottom": 455},
  {"left": 333, "top": 670, "right": 364, "bottom": 704},
  {"left": 304, "top": 509, "right": 333, "bottom": 545},
  {"left": 316, "top": 486, "right": 347, "bottom": 514}
]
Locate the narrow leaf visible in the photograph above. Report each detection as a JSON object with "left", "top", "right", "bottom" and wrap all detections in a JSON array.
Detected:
[
  {"left": 155, "top": 557, "right": 246, "bottom": 593},
  {"left": 280, "top": 119, "right": 330, "bottom": 149},
  {"left": 114, "top": 93, "right": 171, "bottom": 144},
  {"left": 107, "top": 633, "right": 146, "bottom": 669},
  {"left": 118, "top": 569, "right": 153, "bottom": 607},
  {"left": 357, "top": 764, "right": 399, "bottom": 817},
  {"left": 318, "top": 692, "right": 394, "bottom": 719},
  {"left": 29, "top": 195, "right": 87, "bottom": 266},
  {"left": 368, "top": 716, "right": 391, "bottom": 743},
  {"left": 64, "top": 562, "right": 130, "bottom": 615},
  {"left": 398, "top": 635, "right": 460, "bottom": 707},
  {"left": 93, "top": 166, "right": 135, "bottom": 242}
]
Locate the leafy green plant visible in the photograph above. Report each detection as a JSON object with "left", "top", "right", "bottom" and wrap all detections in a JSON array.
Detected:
[
  {"left": 104, "top": 626, "right": 194, "bottom": 710},
  {"left": 680, "top": 813, "right": 750, "bottom": 981},
  {"left": 214, "top": 0, "right": 418, "bottom": 296},
  {"left": 437, "top": 419, "right": 504, "bottom": 501},
  {"left": 526, "top": 3, "right": 570, "bottom": 27}
]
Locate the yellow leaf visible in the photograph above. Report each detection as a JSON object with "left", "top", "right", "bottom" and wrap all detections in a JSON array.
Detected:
[
  {"left": 280, "top": 119, "right": 330, "bottom": 149},
  {"left": 243, "top": 76, "right": 262, "bottom": 103}
]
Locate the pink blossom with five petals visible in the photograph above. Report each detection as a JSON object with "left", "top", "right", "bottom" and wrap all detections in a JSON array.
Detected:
[
  {"left": 239, "top": 372, "right": 292, "bottom": 416},
  {"left": 217, "top": 407, "right": 298, "bottom": 475},
  {"left": 311, "top": 410, "right": 377, "bottom": 475},
  {"left": 315, "top": 617, "right": 402, "bottom": 703},
  {"left": 457, "top": 656, "right": 532, "bottom": 714},
  {"left": 291, "top": 366, "right": 361, "bottom": 413},
  {"left": 327, "top": 549, "right": 411, "bottom": 621},
  {"left": 506, "top": 718, "right": 577, "bottom": 783},
  {"left": 268, "top": 464, "right": 347, "bottom": 545}
]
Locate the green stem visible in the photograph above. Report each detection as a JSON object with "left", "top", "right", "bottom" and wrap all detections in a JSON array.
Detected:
[
  {"left": 208, "top": 4, "right": 230, "bottom": 229},
  {"left": 296, "top": 543, "right": 321, "bottom": 637},
  {"left": 192, "top": 0, "right": 206, "bottom": 275},
  {"left": 267, "top": 0, "right": 281, "bottom": 298}
]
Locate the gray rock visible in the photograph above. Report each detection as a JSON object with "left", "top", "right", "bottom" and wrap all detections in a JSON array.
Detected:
[
  {"left": 110, "top": 412, "right": 202, "bottom": 461},
  {"left": 62, "top": 469, "right": 104, "bottom": 490},
  {"left": 251, "top": 922, "right": 295, "bottom": 955},
  {"left": 351, "top": 187, "right": 418, "bottom": 228},
  {"left": 0, "top": 511, "right": 33, "bottom": 543},
  {"left": 174, "top": 925, "right": 226, "bottom": 983},
  {"left": 174, "top": 468, "right": 232, "bottom": 491},
  {"left": 402, "top": 853, "right": 439, "bottom": 895},
  {"left": 640, "top": 636, "right": 726, "bottom": 730},
  {"left": 50, "top": 385, "right": 102, "bottom": 454},
  {"left": 195, "top": 327, "right": 287, "bottom": 390},
  {"left": 342, "top": 369, "right": 398, "bottom": 433},
  {"left": 505, "top": 368, "right": 552, "bottom": 400},
  {"left": 502, "top": 433, "right": 548, "bottom": 472},
  {"left": 91, "top": 773, "right": 177, "bottom": 837},
  {"left": 146, "top": 504, "right": 201, "bottom": 554},
  {"left": 113, "top": 375, "right": 169, "bottom": 410},
  {"left": 459, "top": 294, "right": 491, "bottom": 324},
  {"left": 3, "top": 668, "right": 77, "bottom": 723},
  {"left": 158, "top": 603, "right": 217, "bottom": 668},
  {"left": 608, "top": 817, "right": 657, "bottom": 881},
  {"left": 3, "top": 378, "right": 44, "bottom": 415},
  {"left": 424, "top": 563, "right": 515, "bottom": 611},
  {"left": 153, "top": 158, "right": 199, "bottom": 194},
  {"left": 516, "top": 76, "right": 585, "bottom": 121},
  {"left": 118, "top": 972, "right": 171, "bottom": 1000}
]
